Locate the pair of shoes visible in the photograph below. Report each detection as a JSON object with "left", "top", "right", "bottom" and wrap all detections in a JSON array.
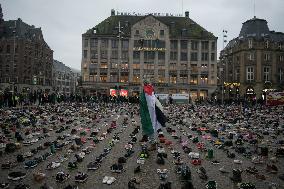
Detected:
[
  {"left": 33, "top": 172, "right": 46, "bottom": 181},
  {"left": 8, "top": 171, "right": 26, "bottom": 181},
  {"left": 206, "top": 180, "right": 217, "bottom": 189},
  {"left": 24, "top": 160, "right": 38, "bottom": 168},
  {"left": 75, "top": 172, "right": 88, "bottom": 182},
  {"left": 211, "top": 160, "right": 220, "bottom": 165},
  {"left": 68, "top": 162, "right": 78, "bottom": 169},
  {"left": 157, "top": 169, "right": 168, "bottom": 180},
  {"left": 56, "top": 172, "right": 70, "bottom": 183},
  {"left": 136, "top": 158, "right": 145, "bottom": 164},
  {"left": 102, "top": 176, "right": 116, "bottom": 185},
  {"left": 238, "top": 182, "right": 256, "bottom": 189},
  {"left": 110, "top": 163, "right": 123, "bottom": 173},
  {"left": 46, "top": 162, "right": 60, "bottom": 170},
  {"left": 197, "top": 167, "right": 208, "bottom": 180},
  {"left": 134, "top": 166, "right": 141, "bottom": 173},
  {"left": 0, "top": 183, "right": 9, "bottom": 189},
  {"left": 159, "top": 181, "right": 171, "bottom": 189},
  {"left": 246, "top": 166, "right": 258, "bottom": 174},
  {"left": 180, "top": 165, "right": 191, "bottom": 181},
  {"left": 191, "top": 159, "right": 201, "bottom": 165},
  {"left": 87, "top": 161, "right": 100, "bottom": 170}
]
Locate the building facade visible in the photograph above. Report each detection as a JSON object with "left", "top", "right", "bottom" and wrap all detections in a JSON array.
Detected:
[
  {"left": 0, "top": 5, "right": 53, "bottom": 93},
  {"left": 220, "top": 17, "right": 284, "bottom": 100},
  {"left": 53, "top": 60, "right": 79, "bottom": 95},
  {"left": 81, "top": 10, "right": 218, "bottom": 100}
]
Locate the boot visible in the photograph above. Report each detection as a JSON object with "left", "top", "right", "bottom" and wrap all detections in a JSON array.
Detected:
[{"left": 230, "top": 169, "right": 242, "bottom": 182}]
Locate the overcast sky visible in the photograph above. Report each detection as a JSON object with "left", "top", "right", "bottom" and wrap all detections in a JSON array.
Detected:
[{"left": 1, "top": 0, "right": 284, "bottom": 70}]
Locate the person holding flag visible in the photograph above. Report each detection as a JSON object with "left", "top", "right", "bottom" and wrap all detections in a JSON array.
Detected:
[{"left": 140, "top": 79, "right": 167, "bottom": 151}]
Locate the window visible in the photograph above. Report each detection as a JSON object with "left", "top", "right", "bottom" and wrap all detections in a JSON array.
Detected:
[
  {"left": 100, "top": 74, "right": 107, "bottom": 82},
  {"left": 191, "top": 52, "right": 198, "bottom": 61},
  {"left": 211, "top": 53, "right": 215, "bottom": 61},
  {"left": 211, "top": 42, "right": 215, "bottom": 50},
  {"left": 236, "top": 68, "right": 240, "bottom": 82},
  {"left": 84, "top": 39, "right": 88, "bottom": 48},
  {"left": 158, "top": 52, "right": 165, "bottom": 60},
  {"left": 246, "top": 66, "right": 254, "bottom": 82},
  {"left": 279, "top": 68, "right": 283, "bottom": 83},
  {"left": 6, "top": 45, "right": 10, "bottom": 53},
  {"left": 122, "top": 51, "right": 128, "bottom": 60},
  {"left": 122, "top": 40, "right": 129, "bottom": 49},
  {"left": 190, "top": 75, "right": 198, "bottom": 85},
  {"left": 263, "top": 67, "right": 270, "bottom": 81},
  {"left": 160, "top": 30, "right": 164, "bottom": 37},
  {"left": 248, "top": 53, "right": 255, "bottom": 61},
  {"left": 91, "top": 50, "right": 98, "bottom": 59},
  {"left": 83, "top": 50, "right": 88, "bottom": 59},
  {"left": 201, "top": 53, "right": 208, "bottom": 61},
  {"left": 248, "top": 39, "right": 253, "bottom": 49},
  {"left": 180, "top": 40, "right": 188, "bottom": 50},
  {"left": 90, "top": 38, "right": 97, "bottom": 48},
  {"left": 180, "top": 52, "right": 188, "bottom": 61},
  {"left": 101, "top": 39, "right": 108, "bottom": 48},
  {"left": 264, "top": 53, "right": 270, "bottom": 61},
  {"left": 157, "top": 40, "right": 165, "bottom": 48},
  {"left": 200, "top": 75, "right": 208, "bottom": 84},
  {"left": 135, "top": 30, "right": 139, "bottom": 35},
  {"left": 279, "top": 55, "right": 283, "bottom": 62},
  {"left": 100, "top": 50, "right": 107, "bottom": 59},
  {"left": 111, "top": 50, "right": 118, "bottom": 59},
  {"left": 170, "top": 40, "right": 178, "bottom": 50},
  {"left": 180, "top": 74, "right": 187, "bottom": 84},
  {"left": 279, "top": 42, "right": 283, "bottom": 50},
  {"left": 133, "top": 51, "right": 140, "bottom": 59},
  {"left": 111, "top": 39, "right": 118, "bottom": 48},
  {"left": 144, "top": 51, "right": 155, "bottom": 60},
  {"left": 133, "top": 64, "right": 140, "bottom": 69},
  {"left": 170, "top": 52, "right": 177, "bottom": 60},
  {"left": 191, "top": 41, "right": 198, "bottom": 50},
  {"left": 201, "top": 41, "right": 209, "bottom": 50},
  {"left": 169, "top": 75, "right": 177, "bottom": 84},
  {"left": 265, "top": 40, "right": 269, "bottom": 49}
]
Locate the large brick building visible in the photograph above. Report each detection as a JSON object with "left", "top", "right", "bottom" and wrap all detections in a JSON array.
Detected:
[
  {"left": 81, "top": 10, "right": 217, "bottom": 100},
  {"left": 220, "top": 17, "right": 284, "bottom": 100},
  {"left": 0, "top": 4, "right": 53, "bottom": 93}
]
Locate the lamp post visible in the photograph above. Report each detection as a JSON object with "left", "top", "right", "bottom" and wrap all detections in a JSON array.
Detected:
[
  {"left": 115, "top": 21, "right": 124, "bottom": 97},
  {"left": 10, "top": 21, "right": 17, "bottom": 94},
  {"left": 222, "top": 30, "right": 228, "bottom": 105}
]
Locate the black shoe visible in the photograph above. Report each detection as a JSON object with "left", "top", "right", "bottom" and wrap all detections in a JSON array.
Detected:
[
  {"left": 75, "top": 172, "right": 88, "bottom": 182},
  {"left": 0, "top": 183, "right": 9, "bottom": 189},
  {"left": 87, "top": 162, "right": 100, "bottom": 170},
  {"left": 118, "top": 157, "right": 126, "bottom": 164},
  {"left": 8, "top": 171, "right": 26, "bottom": 181},
  {"left": 56, "top": 172, "right": 70, "bottom": 183},
  {"left": 134, "top": 166, "right": 141, "bottom": 174},
  {"left": 68, "top": 162, "right": 77, "bottom": 169},
  {"left": 17, "top": 154, "right": 25, "bottom": 162}
]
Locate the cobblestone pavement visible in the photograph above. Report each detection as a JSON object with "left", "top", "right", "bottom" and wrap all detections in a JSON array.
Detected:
[{"left": 0, "top": 103, "right": 283, "bottom": 189}]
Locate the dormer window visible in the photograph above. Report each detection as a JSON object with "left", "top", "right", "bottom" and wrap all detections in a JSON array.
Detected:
[
  {"left": 135, "top": 30, "right": 139, "bottom": 35},
  {"left": 265, "top": 40, "right": 269, "bottom": 49},
  {"left": 248, "top": 39, "right": 253, "bottom": 49}
]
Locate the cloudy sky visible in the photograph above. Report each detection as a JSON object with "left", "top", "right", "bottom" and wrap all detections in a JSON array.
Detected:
[{"left": 1, "top": 0, "right": 284, "bottom": 70}]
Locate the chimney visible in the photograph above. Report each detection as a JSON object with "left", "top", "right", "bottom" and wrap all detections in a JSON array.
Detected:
[
  {"left": 185, "top": 11, "right": 189, "bottom": 18},
  {"left": 111, "top": 9, "right": 115, "bottom": 16}
]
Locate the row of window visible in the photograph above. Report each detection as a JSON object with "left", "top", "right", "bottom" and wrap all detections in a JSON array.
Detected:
[
  {"left": 245, "top": 67, "right": 283, "bottom": 83},
  {"left": 247, "top": 53, "right": 284, "bottom": 61},
  {"left": 85, "top": 75, "right": 212, "bottom": 85},
  {"left": 84, "top": 50, "right": 215, "bottom": 62},
  {"left": 248, "top": 39, "right": 283, "bottom": 50},
  {"left": 83, "top": 38, "right": 216, "bottom": 51}
]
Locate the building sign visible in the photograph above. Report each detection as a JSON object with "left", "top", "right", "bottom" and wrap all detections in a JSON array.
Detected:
[
  {"left": 110, "top": 89, "right": 117, "bottom": 96},
  {"left": 266, "top": 92, "right": 284, "bottom": 106},
  {"left": 116, "top": 11, "right": 183, "bottom": 17},
  {"left": 120, "top": 89, "right": 128, "bottom": 97},
  {"left": 172, "top": 94, "right": 190, "bottom": 104},
  {"left": 110, "top": 89, "right": 128, "bottom": 97},
  {"left": 133, "top": 47, "right": 166, "bottom": 51},
  {"left": 156, "top": 94, "right": 169, "bottom": 100}
]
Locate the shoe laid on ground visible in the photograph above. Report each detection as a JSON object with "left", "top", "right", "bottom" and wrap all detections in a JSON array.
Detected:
[
  {"left": 56, "top": 171, "right": 70, "bottom": 183},
  {"left": 251, "top": 156, "right": 264, "bottom": 164},
  {"left": 157, "top": 155, "right": 165, "bottom": 165},
  {"left": 111, "top": 163, "right": 123, "bottom": 173},
  {"left": 206, "top": 180, "right": 217, "bottom": 189},
  {"left": 238, "top": 182, "right": 256, "bottom": 189},
  {"left": 24, "top": 160, "right": 38, "bottom": 168},
  {"left": 191, "top": 159, "right": 201, "bottom": 165},
  {"left": 255, "top": 173, "right": 266, "bottom": 180},
  {"left": 246, "top": 167, "right": 258, "bottom": 174},
  {"left": 180, "top": 165, "right": 191, "bottom": 181},
  {"left": 211, "top": 160, "right": 220, "bottom": 165},
  {"left": 14, "top": 184, "right": 30, "bottom": 189},
  {"left": 87, "top": 161, "right": 100, "bottom": 170},
  {"left": 230, "top": 169, "right": 242, "bottom": 182},
  {"left": 136, "top": 158, "right": 145, "bottom": 164},
  {"left": 0, "top": 183, "right": 9, "bottom": 189},
  {"left": 134, "top": 165, "right": 141, "bottom": 173},
  {"left": 234, "top": 159, "right": 242, "bottom": 164},
  {"left": 1, "top": 162, "right": 13, "bottom": 169},
  {"left": 266, "top": 164, "right": 278, "bottom": 174},
  {"left": 75, "top": 172, "right": 88, "bottom": 182},
  {"left": 106, "top": 177, "right": 116, "bottom": 185},
  {"left": 46, "top": 162, "right": 60, "bottom": 170},
  {"left": 33, "top": 172, "right": 46, "bottom": 181},
  {"left": 197, "top": 167, "right": 208, "bottom": 180},
  {"left": 8, "top": 171, "right": 26, "bottom": 181},
  {"left": 219, "top": 166, "right": 229, "bottom": 173},
  {"left": 68, "top": 162, "right": 78, "bottom": 169},
  {"left": 17, "top": 154, "right": 25, "bottom": 162},
  {"left": 148, "top": 143, "right": 157, "bottom": 151},
  {"left": 157, "top": 169, "right": 168, "bottom": 180}
]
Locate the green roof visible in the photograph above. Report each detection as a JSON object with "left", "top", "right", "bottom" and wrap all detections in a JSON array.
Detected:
[{"left": 84, "top": 15, "right": 216, "bottom": 39}]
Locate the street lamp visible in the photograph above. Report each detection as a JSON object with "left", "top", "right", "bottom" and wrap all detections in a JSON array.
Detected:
[
  {"left": 115, "top": 21, "right": 124, "bottom": 97},
  {"left": 221, "top": 30, "right": 228, "bottom": 104},
  {"left": 9, "top": 20, "right": 17, "bottom": 94}
]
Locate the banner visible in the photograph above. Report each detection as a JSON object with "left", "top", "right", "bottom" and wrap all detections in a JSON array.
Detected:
[
  {"left": 266, "top": 92, "right": 284, "bottom": 106},
  {"left": 172, "top": 94, "right": 190, "bottom": 104}
]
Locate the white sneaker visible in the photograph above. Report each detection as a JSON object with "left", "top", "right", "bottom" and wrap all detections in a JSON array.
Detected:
[
  {"left": 102, "top": 176, "right": 109, "bottom": 184},
  {"left": 136, "top": 158, "right": 145, "bottom": 164},
  {"left": 107, "top": 177, "right": 116, "bottom": 185},
  {"left": 233, "top": 159, "right": 242, "bottom": 164}
]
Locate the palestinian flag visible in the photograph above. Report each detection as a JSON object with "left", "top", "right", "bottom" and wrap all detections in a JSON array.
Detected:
[{"left": 140, "top": 83, "right": 167, "bottom": 136}]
